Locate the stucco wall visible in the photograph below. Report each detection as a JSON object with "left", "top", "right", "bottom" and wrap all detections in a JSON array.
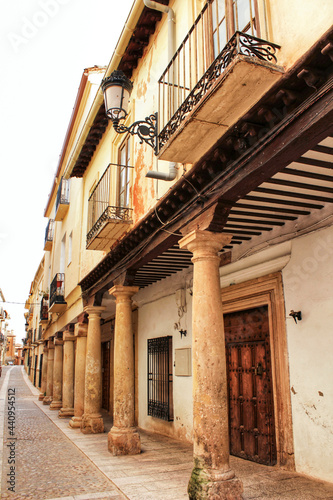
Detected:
[
  {"left": 282, "top": 225, "right": 333, "bottom": 482},
  {"left": 268, "top": 0, "right": 333, "bottom": 69},
  {"left": 137, "top": 277, "right": 193, "bottom": 442}
]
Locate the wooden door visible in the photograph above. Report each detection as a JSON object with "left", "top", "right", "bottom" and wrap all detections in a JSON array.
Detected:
[
  {"left": 224, "top": 306, "right": 277, "bottom": 465},
  {"left": 101, "top": 341, "right": 110, "bottom": 411}
]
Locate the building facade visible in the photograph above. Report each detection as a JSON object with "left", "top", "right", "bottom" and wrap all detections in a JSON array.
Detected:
[{"left": 24, "top": 1, "right": 333, "bottom": 497}]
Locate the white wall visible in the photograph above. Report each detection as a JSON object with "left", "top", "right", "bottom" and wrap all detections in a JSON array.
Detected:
[
  {"left": 282, "top": 225, "right": 333, "bottom": 482},
  {"left": 136, "top": 271, "right": 193, "bottom": 442}
]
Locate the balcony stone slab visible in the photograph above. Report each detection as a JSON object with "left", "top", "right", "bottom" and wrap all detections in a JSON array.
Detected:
[
  {"left": 87, "top": 218, "right": 132, "bottom": 251},
  {"left": 158, "top": 56, "right": 284, "bottom": 164}
]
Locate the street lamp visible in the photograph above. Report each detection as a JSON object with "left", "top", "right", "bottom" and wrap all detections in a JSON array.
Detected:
[{"left": 101, "top": 70, "right": 158, "bottom": 154}]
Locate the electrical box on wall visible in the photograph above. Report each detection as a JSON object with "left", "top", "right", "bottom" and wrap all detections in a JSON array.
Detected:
[{"left": 175, "top": 348, "right": 192, "bottom": 376}]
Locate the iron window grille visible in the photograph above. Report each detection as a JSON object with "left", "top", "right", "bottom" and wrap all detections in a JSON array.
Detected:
[{"left": 148, "top": 336, "right": 174, "bottom": 421}]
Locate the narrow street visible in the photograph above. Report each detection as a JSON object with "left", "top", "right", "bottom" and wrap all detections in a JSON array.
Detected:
[
  {"left": 0, "top": 366, "right": 125, "bottom": 500},
  {"left": 1, "top": 366, "right": 333, "bottom": 500}
]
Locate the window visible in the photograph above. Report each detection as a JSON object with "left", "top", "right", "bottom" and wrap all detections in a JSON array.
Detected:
[
  {"left": 60, "top": 233, "right": 66, "bottom": 273},
  {"left": 68, "top": 231, "right": 72, "bottom": 266},
  {"left": 212, "top": 0, "right": 259, "bottom": 58},
  {"left": 118, "top": 137, "right": 131, "bottom": 208},
  {"left": 148, "top": 336, "right": 173, "bottom": 421}
]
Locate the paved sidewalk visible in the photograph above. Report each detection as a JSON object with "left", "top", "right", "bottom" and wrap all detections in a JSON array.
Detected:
[
  {"left": 0, "top": 366, "right": 125, "bottom": 500},
  {"left": 1, "top": 366, "right": 333, "bottom": 500}
]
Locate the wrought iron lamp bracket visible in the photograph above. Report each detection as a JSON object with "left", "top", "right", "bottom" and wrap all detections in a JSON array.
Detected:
[{"left": 113, "top": 112, "right": 158, "bottom": 155}]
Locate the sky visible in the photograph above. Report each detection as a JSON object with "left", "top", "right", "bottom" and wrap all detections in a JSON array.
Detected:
[{"left": 0, "top": 0, "right": 134, "bottom": 343}]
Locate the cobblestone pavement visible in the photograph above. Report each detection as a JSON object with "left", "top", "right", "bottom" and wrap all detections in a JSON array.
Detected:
[
  {"left": 2, "top": 366, "right": 333, "bottom": 500},
  {"left": 0, "top": 366, "right": 125, "bottom": 500}
]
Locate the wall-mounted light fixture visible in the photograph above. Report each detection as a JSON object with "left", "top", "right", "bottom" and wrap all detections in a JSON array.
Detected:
[
  {"left": 289, "top": 310, "right": 302, "bottom": 324},
  {"left": 101, "top": 70, "right": 158, "bottom": 154},
  {"left": 179, "top": 329, "right": 187, "bottom": 339}
]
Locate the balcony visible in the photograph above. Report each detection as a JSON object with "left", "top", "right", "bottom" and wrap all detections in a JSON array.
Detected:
[
  {"left": 86, "top": 163, "right": 133, "bottom": 251},
  {"left": 54, "top": 178, "right": 70, "bottom": 221},
  {"left": 49, "top": 273, "right": 67, "bottom": 313},
  {"left": 157, "top": 0, "right": 282, "bottom": 164},
  {"left": 44, "top": 219, "right": 54, "bottom": 251},
  {"left": 40, "top": 296, "right": 49, "bottom": 323}
]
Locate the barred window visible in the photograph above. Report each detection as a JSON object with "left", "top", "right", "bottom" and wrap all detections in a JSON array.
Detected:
[{"left": 148, "top": 336, "right": 173, "bottom": 421}]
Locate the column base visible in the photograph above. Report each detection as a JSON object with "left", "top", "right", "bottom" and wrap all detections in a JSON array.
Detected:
[
  {"left": 69, "top": 416, "right": 82, "bottom": 428},
  {"left": 188, "top": 463, "right": 243, "bottom": 500},
  {"left": 59, "top": 407, "right": 74, "bottom": 418},
  {"left": 43, "top": 396, "right": 52, "bottom": 405},
  {"left": 38, "top": 393, "right": 45, "bottom": 401},
  {"left": 50, "top": 400, "right": 62, "bottom": 410},
  {"left": 80, "top": 413, "right": 104, "bottom": 434},
  {"left": 108, "top": 426, "right": 141, "bottom": 456}
]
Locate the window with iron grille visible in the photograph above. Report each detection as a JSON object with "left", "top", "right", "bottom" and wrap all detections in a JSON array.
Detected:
[{"left": 148, "top": 336, "right": 173, "bottom": 421}]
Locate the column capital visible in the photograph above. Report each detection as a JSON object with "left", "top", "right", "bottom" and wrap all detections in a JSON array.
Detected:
[
  {"left": 109, "top": 285, "right": 139, "bottom": 300},
  {"left": 63, "top": 332, "right": 75, "bottom": 342},
  {"left": 74, "top": 322, "right": 88, "bottom": 337},
  {"left": 179, "top": 229, "right": 231, "bottom": 254},
  {"left": 84, "top": 306, "right": 105, "bottom": 317}
]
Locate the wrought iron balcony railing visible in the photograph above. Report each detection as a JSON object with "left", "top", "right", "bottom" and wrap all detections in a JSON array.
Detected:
[
  {"left": 55, "top": 178, "right": 70, "bottom": 221},
  {"left": 40, "top": 297, "right": 49, "bottom": 322},
  {"left": 86, "top": 163, "right": 133, "bottom": 250},
  {"left": 157, "top": 0, "right": 280, "bottom": 160},
  {"left": 49, "top": 273, "right": 66, "bottom": 312},
  {"left": 44, "top": 219, "right": 54, "bottom": 251}
]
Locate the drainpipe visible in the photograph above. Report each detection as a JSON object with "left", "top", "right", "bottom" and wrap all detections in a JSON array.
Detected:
[
  {"left": 146, "top": 162, "right": 177, "bottom": 180},
  {"left": 144, "top": 0, "right": 176, "bottom": 181},
  {"left": 143, "top": 0, "right": 175, "bottom": 60}
]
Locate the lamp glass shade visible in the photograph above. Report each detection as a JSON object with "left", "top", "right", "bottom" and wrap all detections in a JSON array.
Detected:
[{"left": 101, "top": 71, "right": 133, "bottom": 122}]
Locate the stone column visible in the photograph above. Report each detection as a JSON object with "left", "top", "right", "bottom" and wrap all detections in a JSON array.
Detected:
[
  {"left": 81, "top": 307, "right": 105, "bottom": 434},
  {"left": 69, "top": 323, "right": 87, "bottom": 428},
  {"left": 43, "top": 340, "right": 54, "bottom": 405},
  {"left": 50, "top": 337, "right": 63, "bottom": 410},
  {"left": 38, "top": 343, "right": 48, "bottom": 401},
  {"left": 59, "top": 331, "right": 75, "bottom": 418},
  {"left": 108, "top": 286, "right": 140, "bottom": 456},
  {"left": 179, "top": 230, "right": 243, "bottom": 499}
]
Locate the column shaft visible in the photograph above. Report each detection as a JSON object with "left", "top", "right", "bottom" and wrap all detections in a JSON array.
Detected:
[
  {"left": 43, "top": 341, "right": 54, "bottom": 405},
  {"left": 50, "top": 339, "right": 63, "bottom": 410},
  {"left": 69, "top": 323, "right": 87, "bottom": 428},
  {"left": 39, "top": 345, "right": 48, "bottom": 401},
  {"left": 179, "top": 230, "right": 243, "bottom": 499},
  {"left": 108, "top": 286, "right": 140, "bottom": 456},
  {"left": 81, "top": 307, "right": 105, "bottom": 434},
  {"left": 59, "top": 331, "right": 75, "bottom": 418}
]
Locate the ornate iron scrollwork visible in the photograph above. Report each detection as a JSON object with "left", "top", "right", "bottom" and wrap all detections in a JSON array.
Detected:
[
  {"left": 237, "top": 32, "right": 279, "bottom": 62},
  {"left": 114, "top": 113, "right": 158, "bottom": 154}
]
